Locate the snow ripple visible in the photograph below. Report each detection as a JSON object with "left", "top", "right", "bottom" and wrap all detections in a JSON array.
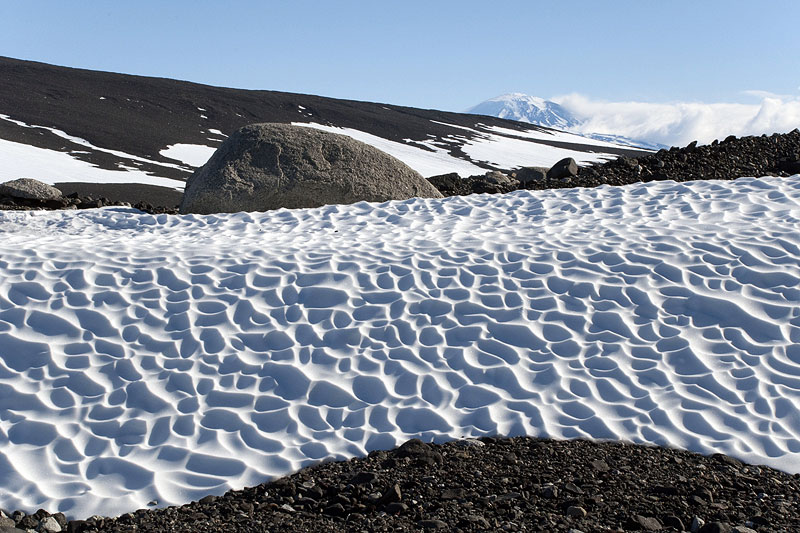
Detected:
[{"left": 1, "top": 176, "right": 800, "bottom": 518}]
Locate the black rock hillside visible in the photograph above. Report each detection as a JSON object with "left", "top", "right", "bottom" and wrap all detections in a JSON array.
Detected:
[
  {"left": 8, "top": 437, "right": 799, "bottom": 532},
  {"left": 429, "top": 129, "right": 800, "bottom": 197},
  {"left": 0, "top": 56, "right": 646, "bottom": 206}
]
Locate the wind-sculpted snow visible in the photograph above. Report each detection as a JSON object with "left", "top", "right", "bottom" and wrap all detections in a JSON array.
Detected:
[{"left": 2, "top": 176, "right": 800, "bottom": 518}]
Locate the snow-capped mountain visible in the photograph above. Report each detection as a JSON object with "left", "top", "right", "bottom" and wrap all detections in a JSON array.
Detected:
[
  {"left": 467, "top": 93, "right": 581, "bottom": 130},
  {"left": 469, "top": 93, "right": 667, "bottom": 151}
]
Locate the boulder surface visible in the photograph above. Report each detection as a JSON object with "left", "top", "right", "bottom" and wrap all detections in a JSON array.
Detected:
[
  {"left": 0, "top": 178, "right": 62, "bottom": 200},
  {"left": 180, "top": 123, "right": 442, "bottom": 214}
]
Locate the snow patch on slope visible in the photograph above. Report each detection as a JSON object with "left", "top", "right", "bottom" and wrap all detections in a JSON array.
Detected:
[
  {"left": 0, "top": 138, "right": 185, "bottom": 189},
  {"left": 159, "top": 144, "right": 217, "bottom": 168},
  {"left": 1, "top": 176, "right": 800, "bottom": 518},
  {"left": 292, "top": 122, "right": 486, "bottom": 177}
]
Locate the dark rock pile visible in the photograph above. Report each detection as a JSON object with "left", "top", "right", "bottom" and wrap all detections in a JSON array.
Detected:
[
  {"left": 6, "top": 437, "right": 798, "bottom": 532},
  {"left": 0, "top": 190, "right": 178, "bottom": 215},
  {"left": 429, "top": 129, "right": 800, "bottom": 197}
]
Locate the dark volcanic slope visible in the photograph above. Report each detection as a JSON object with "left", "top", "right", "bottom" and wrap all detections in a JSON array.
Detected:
[
  {"left": 0, "top": 56, "right": 647, "bottom": 192},
  {"left": 13, "top": 437, "right": 799, "bottom": 533}
]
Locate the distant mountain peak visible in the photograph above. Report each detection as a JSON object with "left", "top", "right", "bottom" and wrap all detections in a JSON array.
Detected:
[
  {"left": 467, "top": 93, "right": 581, "bottom": 130},
  {"left": 468, "top": 93, "right": 667, "bottom": 151}
]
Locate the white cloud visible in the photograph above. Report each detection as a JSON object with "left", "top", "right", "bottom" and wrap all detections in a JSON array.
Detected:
[{"left": 551, "top": 93, "right": 800, "bottom": 147}]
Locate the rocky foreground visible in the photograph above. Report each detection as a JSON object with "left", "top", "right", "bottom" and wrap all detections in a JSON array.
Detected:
[{"left": 3, "top": 437, "right": 798, "bottom": 532}]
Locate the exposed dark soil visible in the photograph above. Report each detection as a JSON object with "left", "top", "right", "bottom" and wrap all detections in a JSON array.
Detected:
[{"left": 6, "top": 437, "right": 798, "bottom": 533}]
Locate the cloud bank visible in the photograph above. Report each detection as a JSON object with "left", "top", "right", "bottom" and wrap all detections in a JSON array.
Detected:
[{"left": 551, "top": 93, "right": 800, "bottom": 148}]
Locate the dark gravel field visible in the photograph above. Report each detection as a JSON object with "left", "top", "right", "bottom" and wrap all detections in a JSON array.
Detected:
[{"left": 6, "top": 437, "right": 798, "bottom": 532}]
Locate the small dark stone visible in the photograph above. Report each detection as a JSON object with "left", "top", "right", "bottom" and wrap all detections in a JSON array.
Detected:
[
  {"left": 662, "top": 515, "right": 686, "bottom": 530},
  {"left": 699, "top": 522, "right": 732, "bottom": 533},
  {"left": 385, "top": 502, "right": 408, "bottom": 514},
  {"left": 652, "top": 485, "right": 679, "bottom": 495},
  {"left": 379, "top": 483, "right": 402, "bottom": 504},
  {"left": 625, "top": 514, "right": 663, "bottom": 531},
  {"left": 542, "top": 485, "right": 558, "bottom": 499},
  {"left": 441, "top": 488, "right": 466, "bottom": 500},
  {"left": 66, "top": 520, "right": 87, "bottom": 533},
  {"left": 748, "top": 515, "right": 770, "bottom": 527},
  {"left": 418, "top": 519, "right": 448, "bottom": 529},
  {"left": 323, "top": 503, "right": 345, "bottom": 516},
  {"left": 16, "top": 515, "right": 37, "bottom": 529},
  {"left": 350, "top": 471, "right": 379, "bottom": 485},
  {"left": 693, "top": 487, "right": 714, "bottom": 503},
  {"left": 566, "top": 505, "right": 587, "bottom": 518}
]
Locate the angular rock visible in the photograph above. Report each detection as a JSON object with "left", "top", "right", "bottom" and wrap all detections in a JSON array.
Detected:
[
  {"left": 691, "top": 516, "right": 706, "bottom": 532},
  {"left": 180, "top": 123, "right": 442, "bottom": 214},
  {"left": 483, "top": 171, "right": 513, "bottom": 185},
  {"left": 426, "top": 172, "right": 470, "bottom": 196},
  {"left": 379, "top": 483, "right": 402, "bottom": 505},
  {"left": 349, "top": 471, "right": 378, "bottom": 486},
  {"left": 662, "top": 515, "right": 685, "bottom": 530},
  {"left": 385, "top": 502, "right": 407, "bottom": 514},
  {"left": 625, "top": 514, "right": 662, "bottom": 531},
  {"left": 512, "top": 166, "right": 547, "bottom": 184},
  {"left": 66, "top": 520, "right": 87, "bottom": 533},
  {"left": 546, "top": 157, "right": 578, "bottom": 180},
  {"left": 566, "top": 505, "right": 587, "bottom": 518},
  {"left": 699, "top": 522, "right": 732, "bottom": 533},
  {"left": 323, "top": 503, "right": 345, "bottom": 516},
  {"left": 418, "top": 519, "right": 448, "bottom": 529},
  {"left": 15, "top": 515, "right": 37, "bottom": 529},
  {"left": 39, "top": 516, "right": 62, "bottom": 532},
  {"left": 397, "top": 438, "right": 442, "bottom": 463}
]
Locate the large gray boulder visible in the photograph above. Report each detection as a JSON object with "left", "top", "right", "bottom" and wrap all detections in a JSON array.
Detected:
[
  {"left": 0, "top": 178, "right": 62, "bottom": 200},
  {"left": 179, "top": 123, "right": 443, "bottom": 214}
]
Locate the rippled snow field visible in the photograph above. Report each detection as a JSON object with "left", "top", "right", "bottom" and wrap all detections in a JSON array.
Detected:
[{"left": 1, "top": 176, "right": 800, "bottom": 518}]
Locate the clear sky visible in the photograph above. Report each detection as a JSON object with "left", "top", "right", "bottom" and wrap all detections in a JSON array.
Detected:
[
  {"left": 2, "top": 1, "right": 800, "bottom": 146},
  {"left": 3, "top": 1, "right": 799, "bottom": 111}
]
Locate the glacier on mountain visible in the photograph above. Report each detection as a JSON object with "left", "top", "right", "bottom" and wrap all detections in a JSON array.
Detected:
[{"left": 468, "top": 93, "right": 667, "bottom": 151}]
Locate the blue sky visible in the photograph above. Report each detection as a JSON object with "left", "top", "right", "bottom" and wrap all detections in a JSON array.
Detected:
[
  {"left": 2, "top": 1, "right": 799, "bottom": 145},
  {"left": 3, "top": 1, "right": 798, "bottom": 110}
]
